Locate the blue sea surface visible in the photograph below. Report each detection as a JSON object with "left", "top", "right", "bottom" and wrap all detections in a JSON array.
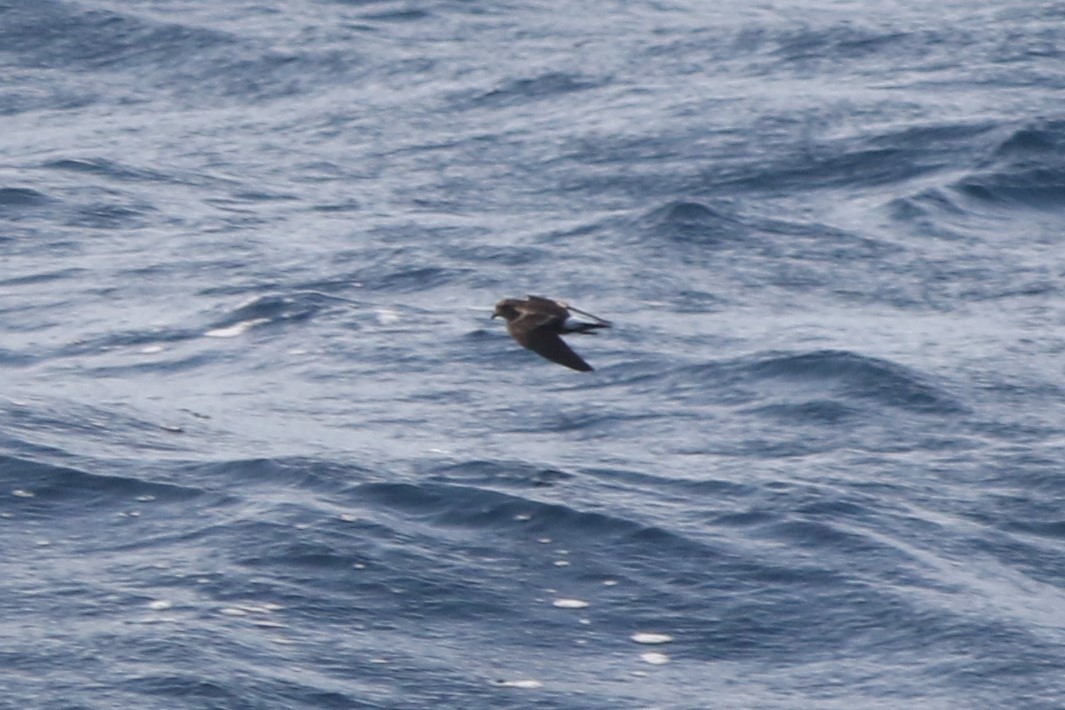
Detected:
[{"left": 3, "top": 0, "right": 1065, "bottom": 707}]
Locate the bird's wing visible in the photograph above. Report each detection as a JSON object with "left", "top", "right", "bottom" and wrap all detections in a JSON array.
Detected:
[
  {"left": 524, "top": 295, "right": 610, "bottom": 326},
  {"left": 522, "top": 295, "right": 569, "bottom": 318},
  {"left": 511, "top": 300, "right": 566, "bottom": 332},
  {"left": 525, "top": 329, "right": 593, "bottom": 371}
]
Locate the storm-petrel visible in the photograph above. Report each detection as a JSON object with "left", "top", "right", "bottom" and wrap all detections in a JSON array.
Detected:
[{"left": 492, "top": 295, "right": 610, "bottom": 372}]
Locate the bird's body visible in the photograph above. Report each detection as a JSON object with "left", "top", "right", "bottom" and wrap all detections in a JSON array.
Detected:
[{"left": 492, "top": 295, "right": 610, "bottom": 371}]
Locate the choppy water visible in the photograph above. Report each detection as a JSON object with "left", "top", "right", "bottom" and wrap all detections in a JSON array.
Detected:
[{"left": 3, "top": 0, "right": 1065, "bottom": 707}]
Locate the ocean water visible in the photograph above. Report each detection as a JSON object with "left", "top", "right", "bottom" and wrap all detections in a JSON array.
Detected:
[{"left": 3, "top": 0, "right": 1065, "bottom": 707}]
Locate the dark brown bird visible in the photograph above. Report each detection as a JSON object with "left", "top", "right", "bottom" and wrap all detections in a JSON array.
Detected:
[{"left": 492, "top": 295, "right": 610, "bottom": 372}]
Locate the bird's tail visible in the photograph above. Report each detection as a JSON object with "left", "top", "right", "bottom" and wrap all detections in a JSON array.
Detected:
[
  {"left": 566, "top": 304, "right": 611, "bottom": 326},
  {"left": 570, "top": 321, "right": 610, "bottom": 335}
]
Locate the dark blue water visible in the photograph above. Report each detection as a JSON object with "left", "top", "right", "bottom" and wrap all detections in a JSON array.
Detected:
[{"left": 3, "top": 0, "right": 1065, "bottom": 707}]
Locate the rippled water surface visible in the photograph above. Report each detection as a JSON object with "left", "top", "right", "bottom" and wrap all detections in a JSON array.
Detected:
[{"left": 3, "top": 0, "right": 1065, "bottom": 707}]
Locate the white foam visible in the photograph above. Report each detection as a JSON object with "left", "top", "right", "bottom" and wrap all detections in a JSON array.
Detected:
[
  {"left": 204, "top": 318, "right": 269, "bottom": 338},
  {"left": 552, "top": 598, "right": 589, "bottom": 609},
  {"left": 640, "top": 652, "right": 670, "bottom": 665},
  {"left": 496, "top": 679, "right": 542, "bottom": 689},
  {"left": 631, "top": 632, "right": 673, "bottom": 645},
  {"left": 375, "top": 309, "right": 400, "bottom": 325}
]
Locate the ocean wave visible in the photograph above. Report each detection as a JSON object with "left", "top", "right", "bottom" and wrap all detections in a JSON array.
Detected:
[
  {"left": 462, "top": 71, "right": 606, "bottom": 110},
  {"left": 955, "top": 120, "right": 1065, "bottom": 209},
  {"left": 0, "top": 454, "right": 205, "bottom": 514},
  {"left": 890, "top": 120, "right": 1065, "bottom": 216},
  {"left": 621, "top": 349, "right": 962, "bottom": 417},
  {"left": 743, "top": 349, "right": 963, "bottom": 414},
  {"left": 423, "top": 459, "right": 575, "bottom": 488},
  {"left": 640, "top": 200, "right": 748, "bottom": 247},
  {"left": 353, "top": 479, "right": 712, "bottom": 553},
  {"left": 0, "top": 186, "right": 51, "bottom": 209},
  {"left": 42, "top": 156, "right": 180, "bottom": 184}
]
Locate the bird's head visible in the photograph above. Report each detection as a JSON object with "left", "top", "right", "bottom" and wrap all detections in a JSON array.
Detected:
[{"left": 492, "top": 300, "right": 519, "bottom": 321}]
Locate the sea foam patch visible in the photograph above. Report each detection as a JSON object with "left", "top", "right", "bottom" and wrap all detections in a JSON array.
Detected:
[
  {"left": 631, "top": 632, "right": 673, "bottom": 644},
  {"left": 640, "top": 652, "right": 670, "bottom": 665},
  {"left": 204, "top": 319, "right": 269, "bottom": 338},
  {"left": 494, "top": 679, "right": 543, "bottom": 689},
  {"left": 551, "top": 598, "right": 589, "bottom": 609}
]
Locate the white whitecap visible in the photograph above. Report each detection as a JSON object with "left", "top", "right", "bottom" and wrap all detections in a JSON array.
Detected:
[
  {"left": 552, "top": 598, "right": 589, "bottom": 609},
  {"left": 139, "top": 345, "right": 164, "bottom": 354},
  {"left": 375, "top": 309, "right": 400, "bottom": 325},
  {"left": 640, "top": 652, "right": 670, "bottom": 665},
  {"left": 147, "top": 600, "right": 172, "bottom": 611},
  {"left": 204, "top": 318, "right": 269, "bottom": 338},
  {"left": 631, "top": 632, "right": 673, "bottom": 645},
  {"left": 496, "top": 679, "right": 542, "bottom": 689}
]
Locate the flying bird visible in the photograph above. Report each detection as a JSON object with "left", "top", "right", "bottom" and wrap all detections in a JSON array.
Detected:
[{"left": 492, "top": 295, "right": 610, "bottom": 372}]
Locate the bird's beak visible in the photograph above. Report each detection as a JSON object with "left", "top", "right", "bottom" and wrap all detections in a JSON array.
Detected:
[{"left": 491, "top": 311, "right": 499, "bottom": 319}]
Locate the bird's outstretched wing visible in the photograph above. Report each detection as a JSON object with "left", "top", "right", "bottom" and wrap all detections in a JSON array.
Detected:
[
  {"left": 525, "top": 295, "right": 611, "bottom": 327},
  {"left": 525, "top": 329, "right": 593, "bottom": 372},
  {"left": 524, "top": 295, "right": 568, "bottom": 312},
  {"left": 509, "top": 297, "right": 567, "bottom": 334}
]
